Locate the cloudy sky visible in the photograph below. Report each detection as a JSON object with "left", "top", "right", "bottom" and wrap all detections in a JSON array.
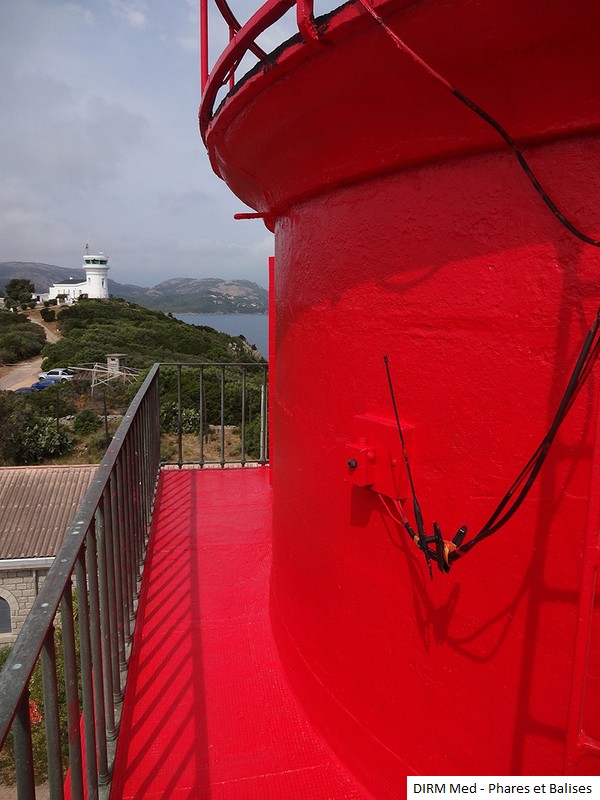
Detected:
[{"left": 0, "top": 0, "right": 288, "bottom": 289}]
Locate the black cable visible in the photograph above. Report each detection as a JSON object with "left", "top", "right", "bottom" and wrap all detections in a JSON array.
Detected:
[
  {"left": 451, "top": 308, "right": 600, "bottom": 561},
  {"left": 452, "top": 90, "right": 600, "bottom": 248},
  {"left": 384, "top": 355, "right": 433, "bottom": 577},
  {"left": 383, "top": 309, "right": 600, "bottom": 572},
  {"left": 356, "top": 0, "right": 600, "bottom": 248}
]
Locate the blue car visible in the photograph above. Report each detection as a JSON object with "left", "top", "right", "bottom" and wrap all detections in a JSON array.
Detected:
[{"left": 30, "top": 378, "right": 58, "bottom": 391}]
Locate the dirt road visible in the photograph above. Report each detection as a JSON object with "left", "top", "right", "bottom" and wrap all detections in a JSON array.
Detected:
[
  {"left": 0, "top": 357, "right": 43, "bottom": 391},
  {"left": 0, "top": 310, "right": 61, "bottom": 391}
]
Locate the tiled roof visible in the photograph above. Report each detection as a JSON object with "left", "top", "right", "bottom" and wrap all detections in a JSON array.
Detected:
[{"left": 0, "top": 466, "right": 96, "bottom": 560}]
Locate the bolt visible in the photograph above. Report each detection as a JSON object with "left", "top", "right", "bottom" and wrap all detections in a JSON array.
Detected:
[{"left": 347, "top": 459, "right": 358, "bottom": 469}]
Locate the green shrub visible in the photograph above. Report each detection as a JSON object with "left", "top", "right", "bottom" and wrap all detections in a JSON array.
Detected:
[
  {"left": 26, "top": 384, "right": 78, "bottom": 419},
  {"left": 87, "top": 430, "right": 112, "bottom": 461},
  {"left": 42, "top": 298, "right": 263, "bottom": 372},
  {"left": 17, "top": 419, "right": 73, "bottom": 464},
  {"left": 0, "top": 316, "right": 45, "bottom": 363},
  {"left": 161, "top": 405, "right": 201, "bottom": 434},
  {"left": 234, "top": 416, "right": 265, "bottom": 459},
  {"left": 40, "top": 307, "right": 56, "bottom": 323},
  {"left": 73, "top": 409, "right": 101, "bottom": 435},
  {"left": 0, "top": 392, "right": 29, "bottom": 462}
]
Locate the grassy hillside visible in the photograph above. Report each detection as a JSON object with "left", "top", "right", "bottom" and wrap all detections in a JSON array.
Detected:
[
  {"left": 42, "top": 298, "right": 263, "bottom": 370},
  {"left": 0, "top": 299, "right": 265, "bottom": 466}
]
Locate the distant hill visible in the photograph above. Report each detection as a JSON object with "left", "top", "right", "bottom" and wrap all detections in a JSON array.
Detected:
[{"left": 0, "top": 262, "right": 268, "bottom": 314}]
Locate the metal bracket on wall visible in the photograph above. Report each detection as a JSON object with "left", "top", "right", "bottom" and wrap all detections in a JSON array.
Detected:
[{"left": 345, "top": 413, "right": 413, "bottom": 500}]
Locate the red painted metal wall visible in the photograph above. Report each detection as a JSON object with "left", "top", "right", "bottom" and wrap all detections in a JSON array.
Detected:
[{"left": 203, "top": 0, "right": 600, "bottom": 794}]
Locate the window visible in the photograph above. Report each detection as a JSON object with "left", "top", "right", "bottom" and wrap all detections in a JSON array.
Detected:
[{"left": 0, "top": 597, "right": 11, "bottom": 634}]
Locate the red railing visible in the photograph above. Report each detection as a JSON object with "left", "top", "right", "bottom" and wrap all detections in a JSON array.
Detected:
[{"left": 199, "top": 0, "right": 322, "bottom": 140}]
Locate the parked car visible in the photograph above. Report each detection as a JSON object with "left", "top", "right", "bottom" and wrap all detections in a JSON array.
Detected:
[
  {"left": 30, "top": 378, "right": 58, "bottom": 391},
  {"left": 13, "top": 386, "right": 37, "bottom": 395},
  {"left": 37, "top": 368, "right": 76, "bottom": 383}
]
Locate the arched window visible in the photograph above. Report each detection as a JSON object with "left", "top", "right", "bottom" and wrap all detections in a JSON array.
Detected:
[{"left": 0, "top": 597, "right": 11, "bottom": 634}]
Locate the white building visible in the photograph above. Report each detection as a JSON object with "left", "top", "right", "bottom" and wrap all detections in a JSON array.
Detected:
[{"left": 48, "top": 248, "right": 110, "bottom": 303}]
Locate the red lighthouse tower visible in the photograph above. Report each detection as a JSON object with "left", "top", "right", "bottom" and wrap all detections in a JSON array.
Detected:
[{"left": 200, "top": 0, "right": 600, "bottom": 793}]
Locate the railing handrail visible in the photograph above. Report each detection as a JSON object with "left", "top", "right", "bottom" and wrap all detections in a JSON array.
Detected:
[
  {"left": 0, "top": 363, "right": 160, "bottom": 747},
  {"left": 200, "top": 0, "right": 305, "bottom": 140},
  {"left": 159, "top": 361, "right": 265, "bottom": 367}
]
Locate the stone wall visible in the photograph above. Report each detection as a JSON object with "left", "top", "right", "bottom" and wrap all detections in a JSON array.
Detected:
[{"left": 0, "top": 568, "right": 49, "bottom": 647}]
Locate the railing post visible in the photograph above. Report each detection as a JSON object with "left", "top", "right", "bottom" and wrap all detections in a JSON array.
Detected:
[
  {"left": 61, "top": 583, "right": 84, "bottom": 800},
  {"left": 96, "top": 503, "right": 118, "bottom": 737},
  {"left": 86, "top": 522, "right": 110, "bottom": 784},
  {"left": 118, "top": 449, "right": 135, "bottom": 633},
  {"left": 228, "top": 24, "right": 235, "bottom": 89},
  {"left": 241, "top": 366, "right": 247, "bottom": 465},
  {"left": 200, "top": 0, "right": 209, "bottom": 92},
  {"left": 132, "top": 416, "right": 144, "bottom": 582},
  {"left": 13, "top": 689, "right": 36, "bottom": 799},
  {"left": 260, "top": 365, "right": 268, "bottom": 463},
  {"left": 199, "top": 367, "right": 205, "bottom": 466},
  {"left": 41, "top": 627, "right": 65, "bottom": 799},
  {"left": 177, "top": 365, "right": 183, "bottom": 468},
  {"left": 220, "top": 365, "right": 226, "bottom": 467},
  {"left": 112, "top": 463, "right": 130, "bottom": 657},
  {"left": 75, "top": 548, "right": 99, "bottom": 798}
]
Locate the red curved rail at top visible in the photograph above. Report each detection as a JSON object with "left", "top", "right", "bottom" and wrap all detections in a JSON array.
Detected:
[
  {"left": 200, "top": 0, "right": 319, "bottom": 142},
  {"left": 199, "top": 0, "right": 296, "bottom": 141},
  {"left": 213, "top": 0, "right": 267, "bottom": 61}
]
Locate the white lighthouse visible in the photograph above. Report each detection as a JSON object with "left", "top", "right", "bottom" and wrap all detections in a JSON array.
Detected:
[
  {"left": 47, "top": 245, "right": 111, "bottom": 303},
  {"left": 83, "top": 246, "right": 109, "bottom": 299}
]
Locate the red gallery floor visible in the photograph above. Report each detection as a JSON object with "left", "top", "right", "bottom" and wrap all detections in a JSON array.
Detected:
[{"left": 110, "top": 467, "right": 370, "bottom": 799}]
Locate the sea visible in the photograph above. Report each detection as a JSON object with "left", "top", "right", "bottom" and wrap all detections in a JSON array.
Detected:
[{"left": 174, "top": 313, "right": 269, "bottom": 359}]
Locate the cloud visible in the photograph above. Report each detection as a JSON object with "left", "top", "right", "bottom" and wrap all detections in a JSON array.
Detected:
[
  {"left": 177, "top": 35, "right": 199, "bottom": 54},
  {"left": 0, "top": 0, "right": 274, "bottom": 287},
  {"left": 0, "top": 68, "right": 146, "bottom": 200},
  {"left": 108, "top": 0, "right": 148, "bottom": 28}
]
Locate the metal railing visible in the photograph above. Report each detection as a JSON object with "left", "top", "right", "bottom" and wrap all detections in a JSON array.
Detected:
[
  {"left": 0, "top": 361, "right": 269, "bottom": 797},
  {"left": 160, "top": 362, "right": 268, "bottom": 468},
  {"left": 199, "top": 0, "right": 326, "bottom": 138},
  {"left": 0, "top": 365, "right": 161, "bottom": 799}
]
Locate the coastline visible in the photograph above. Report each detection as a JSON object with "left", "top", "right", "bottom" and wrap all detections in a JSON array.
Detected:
[
  {"left": 173, "top": 312, "right": 269, "bottom": 359},
  {"left": 173, "top": 311, "right": 267, "bottom": 316}
]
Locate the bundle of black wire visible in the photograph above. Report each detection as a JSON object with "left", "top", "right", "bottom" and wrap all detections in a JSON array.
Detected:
[
  {"left": 450, "top": 307, "right": 600, "bottom": 561},
  {"left": 385, "top": 308, "right": 600, "bottom": 574}
]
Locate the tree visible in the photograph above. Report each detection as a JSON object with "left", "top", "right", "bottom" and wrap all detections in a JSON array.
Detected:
[{"left": 3, "top": 278, "right": 35, "bottom": 308}]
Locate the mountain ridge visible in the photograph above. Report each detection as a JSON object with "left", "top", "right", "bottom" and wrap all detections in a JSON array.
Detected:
[{"left": 0, "top": 262, "right": 268, "bottom": 314}]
